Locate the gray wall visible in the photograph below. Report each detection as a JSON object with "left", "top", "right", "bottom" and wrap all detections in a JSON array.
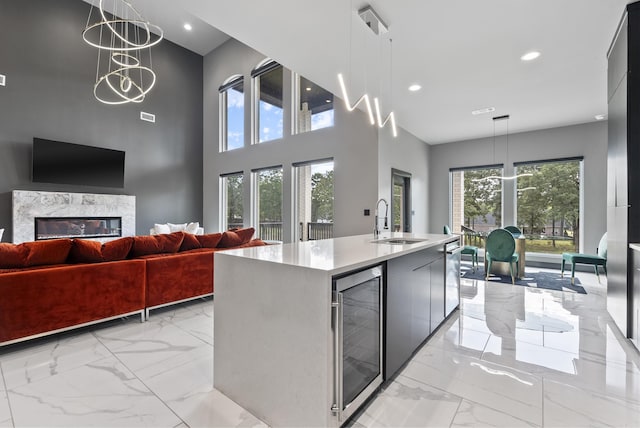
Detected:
[
  {"left": 0, "top": 0, "right": 203, "bottom": 241},
  {"left": 378, "top": 126, "right": 431, "bottom": 233},
  {"left": 203, "top": 39, "right": 379, "bottom": 241},
  {"left": 429, "top": 121, "right": 607, "bottom": 256}
]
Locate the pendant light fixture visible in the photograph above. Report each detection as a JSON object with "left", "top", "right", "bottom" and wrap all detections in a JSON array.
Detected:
[
  {"left": 337, "top": 3, "right": 397, "bottom": 136},
  {"left": 472, "top": 115, "right": 532, "bottom": 182},
  {"left": 83, "top": 0, "right": 163, "bottom": 105}
]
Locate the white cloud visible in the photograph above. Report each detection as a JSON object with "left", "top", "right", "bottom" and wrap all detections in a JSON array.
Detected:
[{"left": 312, "top": 111, "right": 334, "bottom": 130}]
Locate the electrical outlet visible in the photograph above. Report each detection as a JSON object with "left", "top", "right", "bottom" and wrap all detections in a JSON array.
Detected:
[
  {"left": 364, "top": 209, "right": 370, "bottom": 216},
  {"left": 140, "top": 111, "right": 155, "bottom": 123},
  {"left": 0, "top": 74, "right": 5, "bottom": 86}
]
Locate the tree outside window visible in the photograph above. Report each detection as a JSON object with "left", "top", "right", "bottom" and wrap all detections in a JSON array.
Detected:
[{"left": 516, "top": 160, "right": 581, "bottom": 253}]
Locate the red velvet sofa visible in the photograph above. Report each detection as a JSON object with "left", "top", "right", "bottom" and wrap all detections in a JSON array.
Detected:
[{"left": 0, "top": 228, "right": 264, "bottom": 346}]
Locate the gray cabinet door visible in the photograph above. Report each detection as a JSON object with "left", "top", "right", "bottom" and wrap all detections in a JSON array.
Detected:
[
  {"left": 430, "top": 258, "right": 445, "bottom": 333},
  {"left": 386, "top": 253, "right": 416, "bottom": 379},
  {"left": 411, "top": 262, "right": 431, "bottom": 351}
]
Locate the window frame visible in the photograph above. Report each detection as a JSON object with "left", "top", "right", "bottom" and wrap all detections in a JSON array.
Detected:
[
  {"left": 219, "top": 75, "right": 244, "bottom": 152},
  {"left": 292, "top": 73, "right": 335, "bottom": 135},
  {"left": 251, "top": 60, "right": 284, "bottom": 145},
  {"left": 514, "top": 157, "right": 584, "bottom": 254},
  {"left": 219, "top": 172, "right": 244, "bottom": 231}
]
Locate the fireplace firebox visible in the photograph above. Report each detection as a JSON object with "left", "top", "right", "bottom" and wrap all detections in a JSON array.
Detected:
[{"left": 35, "top": 217, "right": 122, "bottom": 240}]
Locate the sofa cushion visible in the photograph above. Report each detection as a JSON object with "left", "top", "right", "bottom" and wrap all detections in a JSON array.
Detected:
[
  {"left": 218, "top": 227, "right": 255, "bottom": 248},
  {"left": 130, "top": 232, "right": 184, "bottom": 257},
  {"left": 156, "top": 232, "right": 184, "bottom": 253},
  {"left": 69, "top": 237, "right": 134, "bottom": 263},
  {"left": 179, "top": 233, "right": 202, "bottom": 251},
  {"left": 153, "top": 223, "right": 171, "bottom": 234},
  {"left": 23, "top": 239, "right": 73, "bottom": 267},
  {"left": 240, "top": 239, "right": 267, "bottom": 248},
  {"left": 130, "top": 235, "right": 161, "bottom": 257},
  {"left": 168, "top": 222, "right": 187, "bottom": 233},
  {"left": 197, "top": 233, "right": 223, "bottom": 248},
  {"left": 0, "top": 243, "right": 30, "bottom": 268}
]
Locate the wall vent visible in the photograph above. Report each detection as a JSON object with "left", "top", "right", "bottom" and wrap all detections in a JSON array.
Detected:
[
  {"left": 140, "top": 111, "right": 155, "bottom": 123},
  {"left": 0, "top": 74, "right": 5, "bottom": 86}
]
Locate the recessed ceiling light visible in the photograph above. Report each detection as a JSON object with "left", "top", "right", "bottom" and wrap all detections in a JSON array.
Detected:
[
  {"left": 408, "top": 84, "right": 421, "bottom": 92},
  {"left": 521, "top": 51, "right": 541, "bottom": 61},
  {"left": 595, "top": 114, "right": 606, "bottom": 120},
  {"left": 325, "top": 99, "right": 331, "bottom": 103},
  {"left": 306, "top": 87, "right": 312, "bottom": 91},
  {"left": 183, "top": 23, "right": 193, "bottom": 31},
  {"left": 471, "top": 107, "right": 496, "bottom": 115}
]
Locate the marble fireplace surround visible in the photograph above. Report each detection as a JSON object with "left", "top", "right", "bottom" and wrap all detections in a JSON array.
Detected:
[{"left": 12, "top": 190, "right": 135, "bottom": 244}]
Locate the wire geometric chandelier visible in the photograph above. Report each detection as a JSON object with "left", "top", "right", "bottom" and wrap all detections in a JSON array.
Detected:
[{"left": 82, "top": 0, "right": 163, "bottom": 105}]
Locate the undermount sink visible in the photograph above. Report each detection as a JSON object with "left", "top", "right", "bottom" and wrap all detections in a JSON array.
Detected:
[{"left": 372, "top": 238, "right": 428, "bottom": 245}]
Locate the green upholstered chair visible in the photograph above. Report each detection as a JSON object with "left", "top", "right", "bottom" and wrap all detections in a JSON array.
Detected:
[
  {"left": 561, "top": 233, "right": 607, "bottom": 285},
  {"left": 504, "top": 225, "right": 523, "bottom": 237},
  {"left": 444, "top": 225, "right": 478, "bottom": 271},
  {"left": 485, "top": 228, "right": 519, "bottom": 284}
]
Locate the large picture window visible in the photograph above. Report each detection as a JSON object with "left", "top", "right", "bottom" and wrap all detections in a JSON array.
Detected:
[
  {"left": 450, "top": 166, "right": 503, "bottom": 237},
  {"left": 219, "top": 76, "right": 244, "bottom": 151},
  {"left": 253, "top": 60, "right": 283, "bottom": 143},
  {"left": 295, "top": 75, "right": 334, "bottom": 134},
  {"left": 253, "top": 166, "right": 283, "bottom": 241},
  {"left": 220, "top": 173, "right": 244, "bottom": 231},
  {"left": 515, "top": 158, "right": 582, "bottom": 254}
]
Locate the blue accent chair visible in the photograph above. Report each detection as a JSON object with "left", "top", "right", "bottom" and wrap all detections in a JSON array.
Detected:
[{"left": 561, "top": 233, "right": 607, "bottom": 285}]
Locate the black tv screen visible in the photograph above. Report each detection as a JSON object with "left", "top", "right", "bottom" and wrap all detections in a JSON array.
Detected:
[{"left": 32, "top": 138, "right": 125, "bottom": 188}]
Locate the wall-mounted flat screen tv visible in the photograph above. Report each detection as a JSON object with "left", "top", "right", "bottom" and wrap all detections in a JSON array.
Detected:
[{"left": 32, "top": 138, "right": 125, "bottom": 188}]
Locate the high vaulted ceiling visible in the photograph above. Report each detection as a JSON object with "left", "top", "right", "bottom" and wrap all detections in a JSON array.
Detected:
[{"left": 96, "top": 0, "right": 629, "bottom": 144}]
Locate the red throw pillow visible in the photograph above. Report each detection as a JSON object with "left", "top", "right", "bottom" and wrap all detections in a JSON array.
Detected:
[
  {"left": 196, "top": 233, "right": 223, "bottom": 248},
  {"left": 239, "top": 239, "right": 267, "bottom": 248},
  {"left": 24, "top": 239, "right": 73, "bottom": 266},
  {"left": 0, "top": 243, "right": 29, "bottom": 268},
  {"left": 130, "top": 235, "right": 161, "bottom": 257},
  {"left": 69, "top": 237, "right": 134, "bottom": 263},
  {"left": 68, "top": 239, "right": 103, "bottom": 263},
  {"left": 179, "top": 233, "right": 202, "bottom": 251},
  {"left": 218, "top": 227, "right": 255, "bottom": 248},
  {"left": 102, "top": 237, "right": 134, "bottom": 261},
  {"left": 155, "top": 231, "right": 184, "bottom": 253}
]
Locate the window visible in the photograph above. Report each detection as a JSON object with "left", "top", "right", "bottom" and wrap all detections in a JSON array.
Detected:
[
  {"left": 220, "top": 173, "right": 244, "bottom": 231},
  {"left": 450, "top": 166, "right": 503, "bottom": 240},
  {"left": 253, "top": 167, "right": 283, "bottom": 241},
  {"left": 515, "top": 158, "right": 582, "bottom": 254},
  {"left": 293, "top": 159, "right": 334, "bottom": 241},
  {"left": 253, "top": 60, "right": 284, "bottom": 143},
  {"left": 219, "top": 76, "right": 244, "bottom": 151},
  {"left": 295, "top": 75, "right": 334, "bottom": 134}
]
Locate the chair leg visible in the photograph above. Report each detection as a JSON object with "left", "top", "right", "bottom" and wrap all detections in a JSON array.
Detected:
[
  {"left": 561, "top": 259, "right": 565, "bottom": 277},
  {"left": 509, "top": 262, "right": 515, "bottom": 285},
  {"left": 571, "top": 262, "right": 576, "bottom": 285},
  {"left": 603, "top": 264, "right": 607, "bottom": 275},
  {"left": 473, "top": 251, "right": 478, "bottom": 271},
  {"left": 486, "top": 260, "right": 492, "bottom": 280},
  {"left": 594, "top": 265, "right": 601, "bottom": 283}
]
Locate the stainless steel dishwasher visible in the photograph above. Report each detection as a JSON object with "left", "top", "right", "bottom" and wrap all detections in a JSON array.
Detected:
[{"left": 445, "top": 239, "right": 462, "bottom": 317}]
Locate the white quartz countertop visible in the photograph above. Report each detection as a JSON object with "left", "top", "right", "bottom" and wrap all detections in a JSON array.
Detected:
[
  {"left": 630, "top": 243, "right": 640, "bottom": 252},
  {"left": 216, "top": 233, "right": 458, "bottom": 276}
]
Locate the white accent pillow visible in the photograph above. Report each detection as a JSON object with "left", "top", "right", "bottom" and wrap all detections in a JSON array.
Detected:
[
  {"left": 185, "top": 222, "right": 200, "bottom": 234},
  {"left": 0, "top": 228, "right": 3, "bottom": 241},
  {"left": 153, "top": 223, "right": 171, "bottom": 234},
  {"left": 168, "top": 222, "right": 188, "bottom": 233}
]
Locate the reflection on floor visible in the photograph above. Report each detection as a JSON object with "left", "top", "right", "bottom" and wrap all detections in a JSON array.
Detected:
[{"left": 0, "top": 266, "right": 639, "bottom": 427}]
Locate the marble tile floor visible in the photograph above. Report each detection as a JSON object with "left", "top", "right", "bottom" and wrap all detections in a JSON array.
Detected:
[{"left": 0, "top": 266, "right": 638, "bottom": 427}]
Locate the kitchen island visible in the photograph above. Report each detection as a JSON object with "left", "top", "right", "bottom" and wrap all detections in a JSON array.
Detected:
[{"left": 213, "top": 233, "right": 459, "bottom": 427}]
